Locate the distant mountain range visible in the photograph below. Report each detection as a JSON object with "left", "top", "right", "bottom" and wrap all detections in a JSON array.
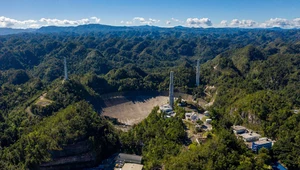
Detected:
[
  {"left": 0, "top": 24, "right": 290, "bottom": 35},
  {"left": 0, "top": 28, "right": 36, "bottom": 35}
]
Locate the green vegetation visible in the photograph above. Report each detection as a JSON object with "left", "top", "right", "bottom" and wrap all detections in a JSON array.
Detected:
[
  {"left": 120, "top": 107, "right": 273, "bottom": 170},
  {"left": 165, "top": 129, "right": 271, "bottom": 170},
  {"left": 0, "top": 27, "right": 299, "bottom": 169},
  {"left": 120, "top": 107, "right": 185, "bottom": 169},
  {"left": 199, "top": 44, "right": 300, "bottom": 169},
  {"left": 0, "top": 101, "right": 119, "bottom": 169}
]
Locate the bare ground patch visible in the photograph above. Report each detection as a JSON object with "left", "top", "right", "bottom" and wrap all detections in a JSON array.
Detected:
[{"left": 35, "top": 93, "right": 53, "bottom": 106}]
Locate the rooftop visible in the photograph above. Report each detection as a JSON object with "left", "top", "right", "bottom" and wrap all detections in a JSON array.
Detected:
[
  {"left": 232, "top": 125, "right": 246, "bottom": 131},
  {"left": 116, "top": 153, "right": 142, "bottom": 164},
  {"left": 160, "top": 104, "right": 172, "bottom": 112},
  {"left": 121, "top": 163, "right": 143, "bottom": 170},
  {"left": 185, "top": 112, "right": 193, "bottom": 116},
  {"left": 254, "top": 140, "right": 272, "bottom": 145},
  {"left": 239, "top": 133, "right": 261, "bottom": 139}
]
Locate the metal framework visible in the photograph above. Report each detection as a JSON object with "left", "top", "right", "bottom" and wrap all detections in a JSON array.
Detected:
[{"left": 169, "top": 71, "right": 174, "bottom": 108}]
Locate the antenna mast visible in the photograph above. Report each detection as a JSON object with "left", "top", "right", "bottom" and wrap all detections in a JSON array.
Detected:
[{"left": 169, "top": 71, "right": 174, "bottom": 108}]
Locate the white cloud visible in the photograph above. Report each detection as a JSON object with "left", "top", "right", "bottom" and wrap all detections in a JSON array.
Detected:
[
  {"left": 172, "top": 18, "right": 180, "bottom": 22},
  {"left": 224, "top": 18, "right": 300, "bottom": 28},
  {"left": 149, "top": 18, "right": 160, "bottom": 23},
  {"left": 90, "top": 16, "right": 101, "bottom": 23},
  {"left": 259, "top": 18, "right": 299, "bottom": 28},
  {"left": 39, "top": 18, "right": 91, "bottom": 26},
  {"left": 229, "top": 19, "right": 257, "bottom": 27},
  {"left": 220, "top": 20, "right": 228, "bottom": 26},
  {"left": 0, "top": 16, "right": 102, "bottom": 28},
  {"left": 133, "top": 17, "right": 146, "bottom": 22},
  {"left": 292, "top": 18, "right": 300, "bottom": 27},
  {"left": 0, "top": 16, "right": 37, "bottom": 28},
  {"left": 133, "top": 17, "right": 160, "bottom": 25},
  {"left": 1, "top": 15, "right": 300, "bottom": 29},
  {"left": 186, "top": 18, "right": 212, "bottom": 27}
]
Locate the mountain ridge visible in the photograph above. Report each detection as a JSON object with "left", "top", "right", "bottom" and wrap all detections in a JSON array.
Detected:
[{"left": 0, "top": 24, "right": 292, "bottom": 35}]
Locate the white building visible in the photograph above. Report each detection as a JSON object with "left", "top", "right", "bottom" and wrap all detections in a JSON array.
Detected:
[
  {"left": 239, "top": 133, "right": 261, "bottom": 142},
  {"left": 160, "top": 104, "right": 172, "bottom": 113},
  {"left": 232, "top": 125, "right": 247, "bottom": 134},
  {"left": 205, "top": 119, "right": 212, "bottom": 124}
]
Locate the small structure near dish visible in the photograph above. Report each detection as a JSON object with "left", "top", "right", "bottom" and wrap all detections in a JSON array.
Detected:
[
  {"left": 122, "top": 163, "right": 143, "bottom": 170},
  {"left": 160, "top": 104, "right": 173, "bottom": 113},
  {"left": 252, "top": 139, "right": 272, "bottom": 153},
  {"left": 204, "top": 111, "right": 210, "bottom": 116},
  {"left": 239, "top": 132, "right": 261, "bottom": 142},
  {"left": 232, "top": 125, "right": 247, "bottom": 134},
  {"left": 205, "top": 118, "right": 212, "bottom": 124},
  {"left": 185, "top": 112, "right": 198, "bottom": 121},
  {"left": 160, "top": 104, "right": 176, "bottom": 117},
  {"left": 232, "top": 125, "right": 275, "bottom": 153},
  {"left": 97, "top": 153, "right": 143, "bottom": 170}
]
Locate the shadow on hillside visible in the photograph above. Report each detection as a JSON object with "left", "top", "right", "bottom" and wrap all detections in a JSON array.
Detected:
[{"left": 99, "top": 91, "right": 168, "bottom": 108}]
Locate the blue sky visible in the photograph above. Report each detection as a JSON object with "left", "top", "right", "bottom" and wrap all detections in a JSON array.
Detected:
[{"left": 1, "top": 0, "right": 300, "bottom": 28}]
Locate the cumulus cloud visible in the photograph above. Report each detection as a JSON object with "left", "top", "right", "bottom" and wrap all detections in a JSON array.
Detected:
[
  {"left": 0, "top": 16, "right": 37, "bottom": 28},
  {"left": 220, "top": 20, "right": 228, "bottom": 26},
  {"left": 133, "top": 17, "right": 160, "bottom": 25},
  {"left": 222, "top": 18, "right": 300, "bottom": 28},
  {"left": 133, "top": 17, "right": 146, "bottom": 22},
  {"left": 2, "top": 15, "right": 300, "bottom": 29},
  {"left": 259, "top": 18, "right": 300, "bottom": 28},
  {"left": 262, "top": 18, "right": 290, "bottom": 28},
  {"left": 186, "top": 18, "right": 212, "bottom": 27},
  {"left": 90, "top": 16, "right": 101, "bottom": 23},
  {"left": 0, "top": 16, "right": 102, "bottom": 28},
  {"left": 39, "top": 18, "right": 91, "bottom": 26},
  {"left": 229, "top": 19, "right": 257, "bottom": 27},
  {"left": 293, "top": 18, "right": 300, "bottom": 27},
  {"left": 149, "top": 18, "right": 160, "bottom": 23}
]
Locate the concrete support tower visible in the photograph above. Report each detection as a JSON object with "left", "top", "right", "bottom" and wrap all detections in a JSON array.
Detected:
[
  {"left": 196, "top": 59, "right": 200, "bottom": 87},
  {"left": 169, "top": 71, "right": 174, "bottom": 108},
  {"left": 64, "top": 57, "right": 68, "bottom": 81}
]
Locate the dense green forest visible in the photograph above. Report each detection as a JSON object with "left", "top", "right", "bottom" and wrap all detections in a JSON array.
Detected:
[
  {"left": 120, "top": 107, "right": 272, "bottom": 170},
  {"left": 0, "top": 26, "right": 299, "bottom": 169}
]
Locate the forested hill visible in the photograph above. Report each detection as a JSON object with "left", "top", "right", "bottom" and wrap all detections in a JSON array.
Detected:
[
  {"left": 0, "top": 23, "right": 298, "bottom": 35},
  {"left": 0, "top": 27, "right": 300, "bottom": 169},
  {"left": 0, "top": 27, "right": 299, "bottom": 82}
]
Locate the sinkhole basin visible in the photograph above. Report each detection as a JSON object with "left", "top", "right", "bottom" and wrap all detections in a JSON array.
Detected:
[{"left": 100, "top": 91, "right": 168, "bottom": 125}]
